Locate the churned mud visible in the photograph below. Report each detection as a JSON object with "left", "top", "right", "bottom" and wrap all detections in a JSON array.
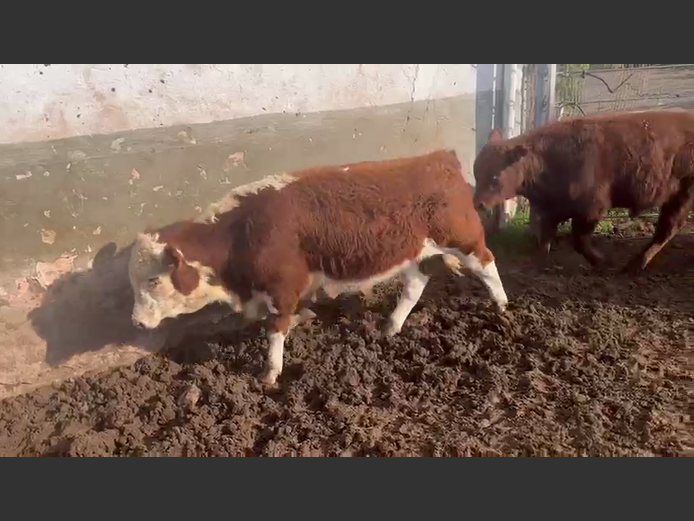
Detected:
[{"left": 0, "top": 225, "right": 692, "bottom": 457}]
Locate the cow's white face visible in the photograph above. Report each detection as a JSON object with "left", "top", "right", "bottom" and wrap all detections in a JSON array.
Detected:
[{"left": 128, "top": 232, "right": 239, "bottom": 329}]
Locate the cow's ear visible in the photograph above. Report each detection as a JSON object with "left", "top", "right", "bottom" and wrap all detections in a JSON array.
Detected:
[
  {"left": 505, "top": 144, "right": 528, "bottom": 164},
  {"left": 162, "top": 244, "right": 184, "bottom": 270},
  {"left": 488, "top": 129, "right": 503, "bottom": 143}
]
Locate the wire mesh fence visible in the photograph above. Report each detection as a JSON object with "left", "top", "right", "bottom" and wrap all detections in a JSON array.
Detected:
[
  {"left": 553, "top": 64, "right": 694, "bottom": 224},
  {"left": 511, "top": 64, "right": 540, "bottom": 217},
  {"left": 556, "top": 64, "right": 694, "bottom": 118}
]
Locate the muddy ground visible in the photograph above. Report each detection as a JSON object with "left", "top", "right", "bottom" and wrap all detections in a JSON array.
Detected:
[{"left": 0, "top": 224, "right": 692, "bottom": 457}]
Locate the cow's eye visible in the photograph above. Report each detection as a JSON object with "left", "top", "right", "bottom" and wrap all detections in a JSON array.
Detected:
[{"left": 148, "top": 277, "right": 161, "bottom": 287}]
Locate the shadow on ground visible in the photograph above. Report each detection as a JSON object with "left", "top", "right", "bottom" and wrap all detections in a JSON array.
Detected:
[{"left": 27, "top": 241, "right": 249, "bottom": 367}]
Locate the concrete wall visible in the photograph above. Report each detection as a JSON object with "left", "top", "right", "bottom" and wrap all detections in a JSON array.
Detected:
[
  {"left": 0, "top": 64, "right": 488, "bottom": 399},
  {"left": 0, "top": 64, "right": 476, "bottom": 145}
]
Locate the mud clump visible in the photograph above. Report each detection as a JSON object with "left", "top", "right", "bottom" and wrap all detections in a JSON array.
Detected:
[{"left": 0, "top": 231, "right": 692, "bottom": 457}]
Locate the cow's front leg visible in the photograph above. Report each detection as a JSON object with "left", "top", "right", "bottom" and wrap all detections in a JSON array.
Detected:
[
  {"left": 258, "top": 278, "right": 307, "bottom": 386},
  {"left": 260, "top": 307, "right": 316, "bottom": 385},
  {"left": 259, "top": 314, "right": 292, "bottom": 386}
]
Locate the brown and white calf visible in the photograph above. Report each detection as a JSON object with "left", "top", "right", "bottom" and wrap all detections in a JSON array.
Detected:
[{"left": 128, "top": 150, "right": 509, "bottom": 385}]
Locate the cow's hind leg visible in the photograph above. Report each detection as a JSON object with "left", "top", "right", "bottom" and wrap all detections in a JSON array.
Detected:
[
  {"left": 537, "top": 215, "right": 561, "bottom": 255},
  {"left": 384, "top": 265, "right": 430, "bottom": 337},
  {"left": 622, "top": 179, "right": 694, "bottom": 273},
  {"left": 570, "top": 216, "right": 603, "bottom": 266}
]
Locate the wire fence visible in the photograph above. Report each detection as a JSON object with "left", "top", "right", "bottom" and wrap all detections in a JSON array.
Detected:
[
  {"left": 556, "top": 63, "right": 694, "bottom": 118},
  {"left": 510, "top": 64, "right": 540, "bottom": 217},
  {"left": 554, "top": 64, "right": 694, "bottom": 223}
]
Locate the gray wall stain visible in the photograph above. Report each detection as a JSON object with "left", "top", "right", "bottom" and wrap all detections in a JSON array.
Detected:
[{"left": 0, "top": 94, "right": 475, "bottom": 276}]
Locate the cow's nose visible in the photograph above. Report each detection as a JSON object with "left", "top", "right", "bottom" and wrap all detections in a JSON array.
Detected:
[{"left": 132, "top": 317, "right": 146, "bottom": 329}]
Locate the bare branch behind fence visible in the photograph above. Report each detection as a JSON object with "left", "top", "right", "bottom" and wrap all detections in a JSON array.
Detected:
[{"left": 556, "top": 64, "right": 694, "bottom": 118}]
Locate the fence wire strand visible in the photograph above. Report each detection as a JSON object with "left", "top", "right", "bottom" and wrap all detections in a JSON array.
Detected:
[{"left": 556, "top": 64, "right": 694, "bottom": 118}]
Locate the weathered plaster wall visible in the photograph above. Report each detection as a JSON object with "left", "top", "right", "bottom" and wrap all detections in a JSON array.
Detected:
[
  {"left": 0, "top": 64, "right": 475, "bottom": 145},
  {"left": 0, "top": 64, "right": 482, "bottom": 400}
]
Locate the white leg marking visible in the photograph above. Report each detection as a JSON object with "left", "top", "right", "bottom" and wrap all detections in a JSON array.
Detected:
[
  {"left": 260, "top": 331, "right": 285, "bottom": 385},
  {"left": 461, "top": 254, "right": 509, "bottom": 311},
  {"left": 385, "top": 266, "right": 430, "bottom": 336}
]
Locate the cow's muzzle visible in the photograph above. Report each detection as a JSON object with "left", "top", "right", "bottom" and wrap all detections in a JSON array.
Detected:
[
  {"left": 132, "top": 316, "right": 147, "bottom": 329},
  {"left": 132, "top": 314, "right": 160, "bottom": 330}
]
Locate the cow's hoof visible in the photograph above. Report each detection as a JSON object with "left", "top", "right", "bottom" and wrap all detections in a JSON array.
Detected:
[
  {"left": 586, "top": 253, "right": 605, "bottom": 268},
  {"left": 258, "top": 368, "right": 279, "bottom": 386},
  {"left": 620, "top": 257, "right": 646, "bottom": 275},
  {"left": 383, "top": 321, "right": 401, "bottom": 337},
  {"left": 290, "top": 308, "right": 317, "bottom": 328}
]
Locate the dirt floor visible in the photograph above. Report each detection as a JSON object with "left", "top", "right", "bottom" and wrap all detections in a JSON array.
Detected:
[{"left": 0, "top": 223, "right": 692, "bottom": 457}]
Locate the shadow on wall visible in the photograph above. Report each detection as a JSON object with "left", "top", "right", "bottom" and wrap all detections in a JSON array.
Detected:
[{"left": 27, "top": 240, "right": 249, "bottom": 367}]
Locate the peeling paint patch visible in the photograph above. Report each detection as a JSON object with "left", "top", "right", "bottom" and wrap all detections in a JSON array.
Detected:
[
  {"left": 16, "top": 171, "right": 32, "bottom": 180},
  {"left": 66, "top": 163, "right": 71, "bottom": 171},
  {"left": 129, "top": 168, "right": 141, "bottom": 185},
  {"left": 68, "top": 150, "right": 87, "bottom": 162},
  {"left": 177, "top": 130, "right": 197, "bottom": 145},
  {"left": 33, "top": 254, "right": 78, "bottom": 289},
  {"left": 110, "top": 137, "right": 125, "bottom": 152},
  {"left": 225, "top": 151, "right": 246, "bottom": 171},
  {"left": 43, "top": 171, "right": 50, "bottom": 177},
  {"left": 43, "top": 210, "right": 51, "bottom": 218},
  {"left": 152, "top": 185, "right": 164, "bottom": 192},
  {"left": 6, "top": 278, "right": 34, "bottom": 306},
  {"left": 199, "top": 169, "right": 208, "bottom": 180},
  {"left": 92, "top": 226, "right": 102, "bottom": 235},
  {"left": 40, "top": 229, "right": 56, "bottom": 244}
]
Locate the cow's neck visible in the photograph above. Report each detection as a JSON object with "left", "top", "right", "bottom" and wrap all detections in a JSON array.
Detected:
[
  {"left": 517, "top": 153, "right": 545, "bottom": 200},
  {"left": 161, "top": 220, "right": 233, "bottom": 283}
]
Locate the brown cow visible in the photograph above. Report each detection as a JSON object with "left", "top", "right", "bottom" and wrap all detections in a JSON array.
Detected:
[
  {"left": 128, "top": 150, "right": 509, "bottom": 385},
  {"left": 473, "top": 112, "right": 694, "bottom": 272}
]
